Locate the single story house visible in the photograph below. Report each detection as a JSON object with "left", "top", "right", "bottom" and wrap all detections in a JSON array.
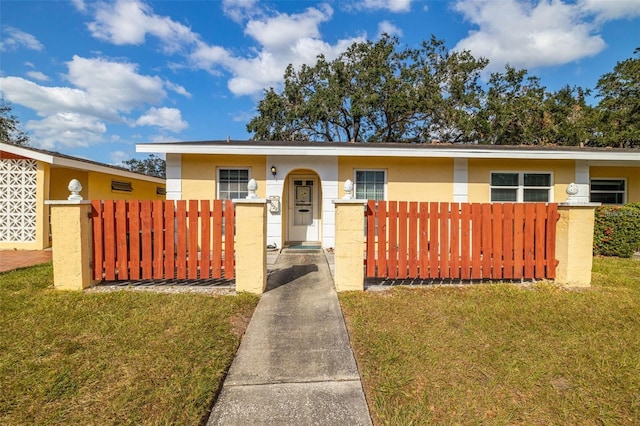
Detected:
[
  {"left": 137, "top": 140, "right": 640, "bottom": 250},
  {"left": 1, "top": 142, "right": 166, "bottom": 250}
]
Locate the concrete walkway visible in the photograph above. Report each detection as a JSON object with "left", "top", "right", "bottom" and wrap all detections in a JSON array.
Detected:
[{"left": 207, "top": 249, "right": 372, "bottom": 425}]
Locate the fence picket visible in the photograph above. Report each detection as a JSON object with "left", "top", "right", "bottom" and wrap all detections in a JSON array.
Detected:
[
  {"left": 398, "top": 202, "right": 408, "bottom": 279},
  {"left": 450, "top": 203, "right": 460, "bottom": 279},
  {"left": 91, "top": 200, "right": 103, "bottom": 281},
  {"left": 140, "top": 201, "right": 153, "bottom": 279},
  {"left": 366, "top": 201, "right": 376, "bottom": 278},
  {"left": 492, "top": 203, "right": 503, "bottom": 280},
  {"left": 419, "top": 202, "right": 429, "bottom": 279},
  {"left": 429, "top": 202, "right": 439, "bottom": 279},
  {"left": 212, "top": 200, "right": 223, "bottom": 278},
  {"left": 502, "top": 203, "right": 514, "bottom": 279},
  {"left": 388, "top": 201, "right": 398, "bottom": 279},
  {"left": 409, "top": 202, "right": 418, "bottom": 277},
  {"left": 513, "top": 204, "right": 524, "bottom": 279},
  {"left": 153, "top": 200, "right": 164, "bottom": 279},
  {"left": 534, "top": 203, "right": 546, "bottom": 279},
  {"left": 164, "top": 201, "right": 175, "bottom": 279},
  {"left": 188, "top": 200, "right": 199, "bottom": 279},
  {"left": 461, "top": 204, "right": 471, "bottom": 280},
  {"left": 524, "top": 203, "right": 536, "bottom": 278},
  {"left": 200, "top": 200, "right": 211, "bottom": 279},
  {"left": 103, "top": 200, "right": 116, "bottom": 281},
  {"left": 440, "top": 203, "right": 450, "bottom": 278},
  {"left": 224, "top": 200, "right": 235, "bottom": 279},
  {"left": 176, "top": 200, "right": 187, "bottom": 279},
  {"left": 546, "top": 204, "right": 559, "bottom": 279},
  {"left": 377, "top": 201, "right": 387, "bottom": 278},
  {"left": 471, "top": 204, "right": 482, "bottom": 279},
  {"left": 129, "top": 200, "right": 141, "bottom": 280}
]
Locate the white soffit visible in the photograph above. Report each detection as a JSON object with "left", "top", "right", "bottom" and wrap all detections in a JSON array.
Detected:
[{"left": 137, "top": 142, "right": 640, "bottom": 162}]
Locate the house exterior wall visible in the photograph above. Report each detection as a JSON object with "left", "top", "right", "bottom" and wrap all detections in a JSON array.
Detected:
[
  {"left": 467, "top": 159, "right": 575, "bottom": 203},
  {"left": 338, "top": 156, "right": 454, "bottom": 201},
  {"left": 590, "top": 166, "right": 640, "bottom": 203},
  {"left": 180, "top": 154, "right": 267, "bottom": 200},
  {"left": 86, "top": 171, "right": 164, "bottom": 200}
]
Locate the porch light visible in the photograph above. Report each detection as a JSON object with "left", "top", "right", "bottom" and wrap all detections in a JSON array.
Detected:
[{"left": 271, "top": 165, "right": 277, "bottom": 177}]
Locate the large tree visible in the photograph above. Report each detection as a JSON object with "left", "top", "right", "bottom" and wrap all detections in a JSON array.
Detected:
[
  {"left": 247, "top": 35, "right": 488, "bottom": 143},
  {"left": 593, "top": 49, "right": 640, "bottom": 148},
  {"left": 0, "top": 99, "right": 30, "bottom": 146},
  {"left": 122, "top": 154, "right": 166, "bottom": 178}
]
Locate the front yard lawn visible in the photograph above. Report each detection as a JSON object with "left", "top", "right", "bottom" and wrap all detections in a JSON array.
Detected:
[
  {"left": 0, "top": 263, "right": 258, "bottom": 425},
  {"left": 340, "top": 257, "right": 640, "bottom": 425}
]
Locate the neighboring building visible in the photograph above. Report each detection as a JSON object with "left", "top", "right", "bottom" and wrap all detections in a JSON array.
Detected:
[
  {"left": 1, "top": 142, "right": 166, "bottom": 250},
  {"left": 137, "top": 140, "right": 640, "bottom": 249}
]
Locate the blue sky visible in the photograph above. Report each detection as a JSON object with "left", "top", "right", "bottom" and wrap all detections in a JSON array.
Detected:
[{"left": 1, "top": 0, "right": 639, "bottom": 165}]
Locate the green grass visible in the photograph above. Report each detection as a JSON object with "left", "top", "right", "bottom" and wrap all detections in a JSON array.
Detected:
[
  {"left": 0, "top": 263, "right": 258, "bottom": 425},
  {"left": 340, "top": 257, "right": 640, "bottom": 425}
]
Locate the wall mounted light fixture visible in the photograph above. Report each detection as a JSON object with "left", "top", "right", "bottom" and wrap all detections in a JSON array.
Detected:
[{"left": 271, "top": 165, "right": 277, "bottom": 177}]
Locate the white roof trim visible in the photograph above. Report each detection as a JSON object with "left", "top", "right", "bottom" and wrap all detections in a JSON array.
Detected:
[
  {"left": 1, "top": 142, "right": 165, "bottom": 184},
  {"left": 137, "top": 142, "right": 640, "bottom": 162}
]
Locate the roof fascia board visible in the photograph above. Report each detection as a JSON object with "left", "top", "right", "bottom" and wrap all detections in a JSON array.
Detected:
[
  {"left": 137, "top": 143, "right": 640, "bottom": 162},
  {"left": 1, "top": 142, "right": 55, "bottom": 163}
]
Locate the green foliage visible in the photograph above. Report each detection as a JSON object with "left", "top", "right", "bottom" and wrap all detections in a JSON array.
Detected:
[
  {"left": 122, "top": 154, "right": 166, "bottom": 178},
  {"left": 0, "top": 99, "right": 30, "bottom": 146},
  {"left": 594, "top": 49, "right": 640, "bottom": 148},
  {"left": 593, "top": 204, "right": 640, "bottom": 257},
  {"left": 248, "top": 39, "right": 638, "bottom": 148}
]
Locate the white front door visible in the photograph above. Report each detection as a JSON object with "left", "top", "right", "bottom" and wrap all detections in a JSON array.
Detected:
[{"left": 288, "top": 175, "right": 320, "bottom": 242}]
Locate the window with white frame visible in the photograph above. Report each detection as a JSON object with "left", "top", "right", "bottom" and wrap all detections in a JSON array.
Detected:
[
  {"left": 590, "top": 179, "right": 626, "bottom": 204},
  {"left": 218, "top": 168, "right": 249, "bottom": 200},
  {"left": 355, "top": 170, "right": 385, "bottom": 200},
  {"left": 490, "top": 172, "right": 552, "bottom": 202}
]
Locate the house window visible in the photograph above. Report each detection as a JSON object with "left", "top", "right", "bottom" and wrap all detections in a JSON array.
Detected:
[
  {"left": 490, "top": 172, "right": 552, "bottom": 202},
  {"left": 218, "top": 168, "right": 249, "bottom": 200},
  {"left": 590, "top": 179, "right": 626, "bottom": 204},
  {"left": 111, "top": 180, "right": 133, "bottom": 192},
  {"left": 355, "top": 170, "right": 385, "bottom": 200}
]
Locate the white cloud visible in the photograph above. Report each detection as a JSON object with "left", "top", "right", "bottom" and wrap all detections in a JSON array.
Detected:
[
  {"left": 88, "top": 0, "right": 197, "bottom": 52},
  {"left": 378, "top": 20, "right": 403, "bottom": 38},
  {"left": 25, "top": 113, "right": 106, "bottom": 149},
  {"left": 0, "top": 27, "right": 44, "bottom": 52},
  {"left": 135, "top": 107, "right": 188, "bottom": 132},
  {"left": 0, "top": 56, "right": 187, "bottom": 150},
  {"left": 109, "top": 150, "right": 129, "bottom": 164},
  {"left": 453, "top": 0, "right": 606, "bottom": 70},
  {"left": 222, "top": 0, "right": 260, "bottom": 23},
  {"left": 26, "top": 71, "right": 49, "bottom": 81},
  {"left": 71, "top": 0, "right": 87, "bottom": 13},
  {"left": 359, "top": 0, "right": 413, "bottom": 13},
  {"left": 580, "top": 0, "right": 640, "bottom": 21}
]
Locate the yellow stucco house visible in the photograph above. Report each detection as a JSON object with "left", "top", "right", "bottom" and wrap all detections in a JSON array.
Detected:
[
  {"left": 1, "top": 142, "right": 166, "bottom": 250},
  {"left": 137, "top": 140, "right": 640, "bottom": 250}
]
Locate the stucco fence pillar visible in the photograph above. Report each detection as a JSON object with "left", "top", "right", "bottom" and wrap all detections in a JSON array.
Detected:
[
  {"left": 555, "top": 202, "right": 600, "bottom": 288},
  {"left": 332, "top": 198, "right": 367, "bottom": 292},
  {"left": 233, "top": 184, "right": 268, "bottom": 294},
  {"left": 45, "top": 179, "right": 97, "bottom": 291}
]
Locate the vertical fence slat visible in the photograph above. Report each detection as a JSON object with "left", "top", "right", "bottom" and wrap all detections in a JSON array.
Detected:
[
  {"left": 419, "top": 202, "right": 429, "bottom": 279},
  {"left": 492, "top": 203, "right": 503, "bottom": 280},
  {"left": 91, "top": 200, "right": 103, "bottom": 281},
  {"left": 440, "top": 202, "right": 450, "bottom": 279},
  {"left": 408, "top": 202, "right": 418, "bottom": 277},
  {"left": 200, "top": 200, "right": 211, "bottom": 279},
  {"left": 428, "top": 202, "right": 439, "bottom": 279},
  {"left": 366, "top": 201, "right": 376, "bottom": 278},
  {"left": 377, "top": 201, "right": 387, "bottom": 278},
  {"left": 450, "top": 203, "right": 460, "bottom": 279},
  {"left": 502, "top": 203, "right": 514, "bottom": 280},
  {"left": 115, "top": 200, "right": 128, "bottom": 280},
  {"left": 188, "top": 200, "right": 199, "bottom": 279},
  {"left": 461, "top": 203, "right": 471, "bottom": 280},
  {"left": 481, "top": 204, "right": 492, "bottom": 279},
  {"left": 224, "top": 200, "right": 235, "bottom": 279},
  {"left": 546, "top": 203, "right": 559, "bottom": 279},
  {"left": 471, "top": 204, "right": 482, "bottom": 280},
  {"left": 129, "top": 201, "right": 141, "bottom": 280},
  {"left": 513, "top": 204, "right": 525, "bottom": 279},
  {"left": 397, "top": 202, "right": 408, "bottom": 279},
  {"left": 176, "top": 200, "right": 187, "bottom": 279},
  {"left": 153, "top": 200, "right": 164, "bottom": 279},
  {"left": 534, "top": 203, "right": 546, "bottom": 279},
  {"left": 164, "top": 200, "right": 175, "bottom": 279},
  {"left": 103, "top": 200, "right": 116, "bottom": 281},
  {"left": 524, "top": 203, "right": 536, "bottom": 278},
  {"left": 388, "top": 201, "right": 398, "bottom": 279},
  {"left": 140, "top": 201, "right": 153, "bottom": 279},
  {"left": 212, "top": 200, "right": 223, "bottom": 278}
]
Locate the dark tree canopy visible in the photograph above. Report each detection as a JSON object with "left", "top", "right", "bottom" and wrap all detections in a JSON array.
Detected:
[
  {"left": 248, "top": 38, "right": 639, "bottom": 148},
  {"left": 122, "top": 154, "right": 166, "bottom": 178},
  {"left": 0, "top": 99, "right": 30, "bottom": 146}
]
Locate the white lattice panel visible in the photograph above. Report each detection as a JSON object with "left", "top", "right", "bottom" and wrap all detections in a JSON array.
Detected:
[{"left": 0, "top": 159, "right": 38, "bottom": 242}]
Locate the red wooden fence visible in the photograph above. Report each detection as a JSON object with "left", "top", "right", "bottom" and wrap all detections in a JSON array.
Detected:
[
  {"left": 91, "top": 200, "right": 235, "bottom": 281},
  {"left": 365, "top": 201, "right": 559, "bottom": 281}
]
